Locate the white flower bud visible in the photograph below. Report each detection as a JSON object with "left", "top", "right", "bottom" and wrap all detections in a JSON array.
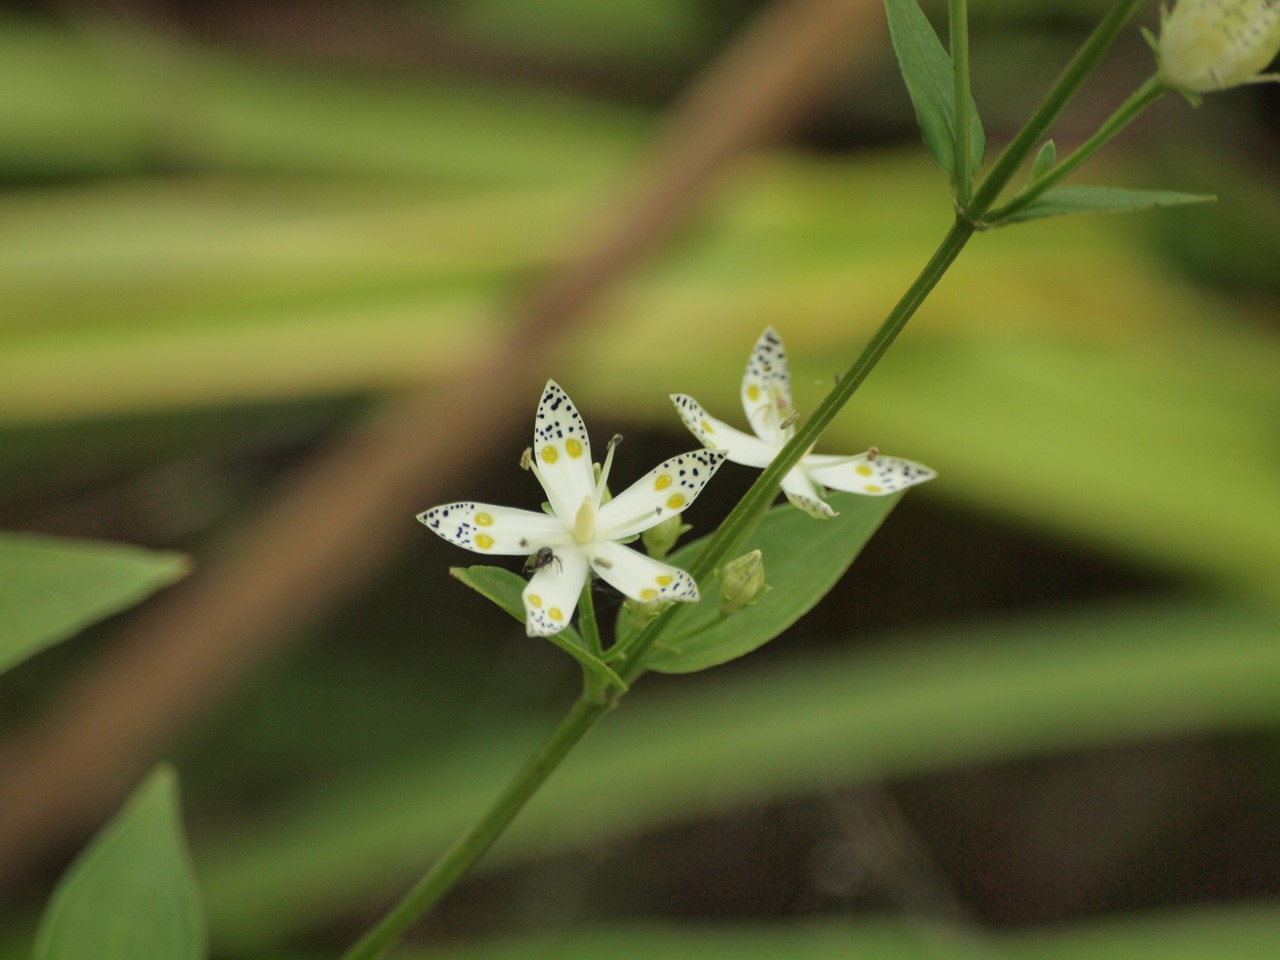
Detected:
[{"left": 1157, "top": 0, "right": 1280, "bottom": 93}]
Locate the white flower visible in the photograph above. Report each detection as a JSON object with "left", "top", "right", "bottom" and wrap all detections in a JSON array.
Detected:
[
  {"left": 419, "top": 380, "right": 725, "bottom": 636},
  {"left": 1157, "top": 0, "right": 1280, "bottom": 93},
  {"left": 671, "top": 327, "right": 934, "bottom": 520}
]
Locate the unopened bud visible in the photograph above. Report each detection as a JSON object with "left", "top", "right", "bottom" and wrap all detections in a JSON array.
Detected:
[
  {"left": 1155, "top": 0, "right": 1280, "bottom": 94},
  {"left": 625, "top": 598, "right": 664, "bottom": 632},
  {"left": 717, "top": 549, "right": 765, "bottom": 616},
  {"left": 641, "top": 514, "right": 689, "bottom": 559}
]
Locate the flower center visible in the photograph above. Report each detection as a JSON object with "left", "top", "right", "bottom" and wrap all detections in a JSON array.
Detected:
[{"left": 573, "top": 497, "right": 596, "bottom": 544}]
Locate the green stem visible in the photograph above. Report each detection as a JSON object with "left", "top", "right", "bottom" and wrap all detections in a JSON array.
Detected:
[
  {"left": 339, "top": 696, "right": 609, "bottom": 960},
  {"left": 982, "top": 74, "right": 1166, "bottom": 224},
  {"left": 966, "top": 0, "right": 1149, "bottom": 221},
  {"left": 950, "top": 0, "right": 973, "bottom": 203},
  {"left": 577, "top": 580, "right": 603, "bottom": 659}
]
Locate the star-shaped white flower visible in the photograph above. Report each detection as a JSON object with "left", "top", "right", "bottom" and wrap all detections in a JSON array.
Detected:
[
  {"left": 419, "top": 380, "right": 725, "bottom": 636},
  {"left": 670, "top": 327, "right": 935, "bottom": 520}
]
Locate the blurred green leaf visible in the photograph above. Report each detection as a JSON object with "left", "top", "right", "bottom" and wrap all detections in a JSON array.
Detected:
[
  {"left": 0, "top": 16, "right": 646, "bottom": 182},
  {"left": 406, "top": 907, "right": 1280, "bottom": 960},
  {"left": 884, "top": 0, "right": 985, "bottom": 178},
  {"left": 451, "top": 565, "right": 627, "bottom": 689},
  {"left": 643, "top": 491, "right": 901, "bottom": 673},
  {"left": 0, "top": 533, "right": 187, "bottom": 675},
  {"left": 442, "top": 0, "right": 707, "bottom": 63},
  {"left": 996, "top": 186, "right": 1215, "bottom": 224},
  {"left": 33, "top": 766, "right": 206, "bottom": 960},
  {"left": 197, "top": 600, "right": 1280, "bottom": 949}
]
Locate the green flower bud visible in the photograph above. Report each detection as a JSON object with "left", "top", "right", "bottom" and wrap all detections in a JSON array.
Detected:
[
  {"left": 641, "top": 514, "right": 690, "bottom": 560},
  {"left": 1157, "top": 0, "right": 1280, "bottom": 94},
  {"left": 624, "top": 597, "right": 665, "bottom": 632},
  {"left": 717, "top": 549, "right": 765, "bottom": 617}
]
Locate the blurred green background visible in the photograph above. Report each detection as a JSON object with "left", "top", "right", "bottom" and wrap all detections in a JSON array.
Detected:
[{"left": 1, "top": 0, "right": 1279, "bottom": 957}]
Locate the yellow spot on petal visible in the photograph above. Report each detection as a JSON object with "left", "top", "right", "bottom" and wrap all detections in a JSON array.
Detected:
[
  {"left": 528, "top": 594, "right": 542, "bottom": 608},
  {"left": 747, "top": 384, "right": 760, "bottom": 402},
  {"left": 541, "top": 445, "right": 559, "bottom": 464},
  {"left": 641, "top": 588, "right": 658, "bottom": 600},
  {"left": 475, "top": 534, "right": 495, "bottom": 550},
  {"left": 855, "top": 465, "right": 873, "bottom": 478},
  {"left": 549, "top": 607, "right": 564, "bottom": 622},
  {"left": 700, "top": 419, "right": 715, "bottom": 433},
  {"left": 865, "top": 484, "right": 882, "bottom": 494},
  {"left": 565, "top": 439, "right": 584, "bottom": 458},
  {"left": 657, "top": 575, "right": 673, "bottom": 587},
  {"left": 475, "top": 512, "right": 494, "bottom": 526},
  {"left": 666, "top": 494, "right": 686, "bottom": 510},
  {"left": 655, "top": 473, "right": 673, "bottom": 491}
]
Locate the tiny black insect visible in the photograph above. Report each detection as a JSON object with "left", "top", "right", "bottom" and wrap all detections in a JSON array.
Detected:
[{"left": 523, "top": 546, "right": 562, "bottom": 575}]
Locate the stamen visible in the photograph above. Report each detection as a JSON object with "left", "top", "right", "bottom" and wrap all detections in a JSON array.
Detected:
[{"left": 595, "top": 434, "right": 623, "bottom": 507}]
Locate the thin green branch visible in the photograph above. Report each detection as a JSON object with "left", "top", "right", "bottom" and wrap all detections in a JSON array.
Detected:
[
  {"left": 950, "top": 0, "right": 973, "bottom": 203},
  {"left": 983, "top": 74, "right": 1166, "bottom": 224},
  {"left": 967, "top": 0, "right": 1150, "bottom": 221}
]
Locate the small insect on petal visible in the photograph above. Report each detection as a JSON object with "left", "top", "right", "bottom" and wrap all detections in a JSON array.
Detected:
[{"left": 522, "top": 548, "right": 590, "bottom": 636}]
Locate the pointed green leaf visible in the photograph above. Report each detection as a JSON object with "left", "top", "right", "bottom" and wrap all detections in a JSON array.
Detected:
[
  {"left": 883, "top": 0, "right": 985, "bottom": 177},
  {"left": 1029, "top": 139, "right": 1056, "bottom": 184},
  {"left": 33, "top": 766, "right": 206, "bottom": 960},
  {"left": 0, "top": 533, "right": 188, "bottom": 676},
  {"left": 643, "top": 491, "right": 901, "bottom": 674},
  {"left": 450, "top": 566, "right": 627, "bottom": 690},
  {"left": 999, "top": 186, "right": 1216, "bottom": 224}
]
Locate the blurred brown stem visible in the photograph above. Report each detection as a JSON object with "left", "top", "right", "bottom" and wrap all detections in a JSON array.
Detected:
[{"left": 0, "top": 0, "right": 884, "bottom": 889}]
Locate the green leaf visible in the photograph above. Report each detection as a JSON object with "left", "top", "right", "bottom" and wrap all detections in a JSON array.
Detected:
[
  {"left": 450, "top": 566, "right": 627, "bottom": 690},
  {"left": 883, "top": 0, "right": 985, "bottom": 178},
  {"left": 998, "top": 186, "right": 1216, "bottom": 224},
  {"left": 1029, "top": 139, "right": 1056, "bottom": 183},
  {"left": 0, "top": 533, "right": 188, "bottom": 676},
  {"left": 33, "top": 766, "right": 206, "bottom": 960},
  {"left": 642, "top": 491, "right": 901, "bottom": 674}
]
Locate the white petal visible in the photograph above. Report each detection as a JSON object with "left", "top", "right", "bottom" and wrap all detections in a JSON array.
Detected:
[
  {"left": 522, "top": 547, "right": 589, "bottom": 636},
  {"left": 781, "top": 467, "right": 836, "bottom": 519},
  {"left": 417, "top": 502, "right": 570, "bottom": 556},
  {"left": 598, "top": 449, "right": 726, "bottom": 541},
  {"left": 741, "top": 326, "right": 794, "bottom": 446},
  {"left": 532, "top": 380, "right": 596, "bottom": 521},
  {"left": 669, "top": 394, "right": 778, "bottom": 468},
  {"left": 587, "top": 540, "right": 699, "bottom": 604},
  {"left": 804, "top": 452, "right": 936, "bottom": 496}
]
